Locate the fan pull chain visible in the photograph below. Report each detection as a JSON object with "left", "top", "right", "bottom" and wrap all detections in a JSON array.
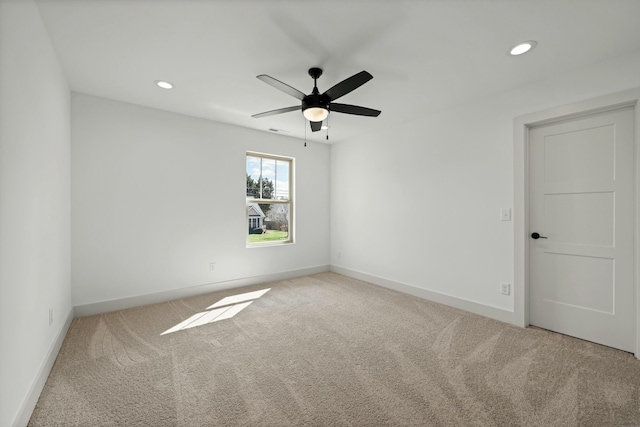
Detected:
[
  {"left": 304, "top": 117, "right": 307, "bottom": 147},
  {"left": 326, "top": 115, "right": 329, "bottom": 141}
]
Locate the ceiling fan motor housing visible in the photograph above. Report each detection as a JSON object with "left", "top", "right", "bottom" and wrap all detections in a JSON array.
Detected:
[
  {"left": 302, "top": 93, "right": 329, "bottom": 113},
  {"left": 302, "top": 93, "right": 330, "bottom": 122}
]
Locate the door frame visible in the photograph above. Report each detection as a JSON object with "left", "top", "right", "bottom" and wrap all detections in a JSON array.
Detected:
[{"left": 513, "top": 87, "right": 640, "bottom": 358}]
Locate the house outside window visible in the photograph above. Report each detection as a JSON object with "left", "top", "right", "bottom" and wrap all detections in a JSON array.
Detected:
[
  {"left": 246, "top": 152, "right": 293, "bottom": 245},
  {"left": 248, "top": 204, "right": 265, "bottom": 229}
]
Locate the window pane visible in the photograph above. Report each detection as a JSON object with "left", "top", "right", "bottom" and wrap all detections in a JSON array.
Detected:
[
  {"left": 275, "top": 160, "right": 290, "bottom": 200},
  {"left": 260, "top": 158, "right": 276, "bottom": 199},
  {"left": 246, "top": 156, "right": 261, "bottom": 198},
  {"left": 247, "top": 203, "right": 290, "bottom": 243}
]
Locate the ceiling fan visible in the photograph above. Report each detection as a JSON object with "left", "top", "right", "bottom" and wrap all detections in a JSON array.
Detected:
[{"left": 252, "top": 67, "right": 381, "bottom": 132}]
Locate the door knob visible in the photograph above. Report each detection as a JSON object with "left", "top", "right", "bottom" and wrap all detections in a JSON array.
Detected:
[{"left": 531, "top": 232, "right": 547, "bottom": 239}]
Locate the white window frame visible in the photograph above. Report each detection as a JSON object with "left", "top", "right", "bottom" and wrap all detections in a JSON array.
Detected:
[{"left": 246, "top": 151, "right": 294, "bottom": 246}]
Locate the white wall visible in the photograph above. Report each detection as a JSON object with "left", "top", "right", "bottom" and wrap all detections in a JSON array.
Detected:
[
  {"left": 331, "top": 50, "right": 640, "bottom": 317},
  {"left": 71, "top": 93, "right": 330, "bottom": 308},
  {"left": 0, "top": 1, "right": 72, "bottom": 425}
]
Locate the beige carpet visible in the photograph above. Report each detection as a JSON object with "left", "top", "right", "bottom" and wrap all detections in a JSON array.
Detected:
[{"left": 29, "top": 272, "right": 640, "bottom": 426}]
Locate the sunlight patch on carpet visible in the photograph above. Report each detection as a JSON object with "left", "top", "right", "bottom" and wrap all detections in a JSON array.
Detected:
[
  {"left": 161, "top": 288, "right": 270, "bottom": 335},
  {"left": 207, "top": 288, "right": 271, "bottom": 309}
]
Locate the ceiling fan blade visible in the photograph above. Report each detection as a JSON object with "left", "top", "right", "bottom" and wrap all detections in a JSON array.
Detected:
[
  {"left": 257, "top": 75, "right": 306, "bottom": 100},
  {"left": 310, "top": 121, "right": 322, "bottom": 132},
  {"left": 323, "top": 71, "right": 373, "bottom": 102},
  {"left": 330, "top": 103, "right": 381, "bottom": 117},
  {"left": 252, "top": 106, "right": 300, "bottom": 118}
]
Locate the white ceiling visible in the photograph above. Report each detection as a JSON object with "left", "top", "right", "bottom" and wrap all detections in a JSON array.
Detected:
[{"left": 35, "top": 0, "right": 640, "bottom": 144}]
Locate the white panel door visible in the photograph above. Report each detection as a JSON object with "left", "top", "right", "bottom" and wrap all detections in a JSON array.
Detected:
[{"left": 529, "top": 107, "right": 635, "bottom": 352}]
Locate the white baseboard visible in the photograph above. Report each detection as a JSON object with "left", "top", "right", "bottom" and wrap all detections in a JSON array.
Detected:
[
  {"left": 13, "top": 307, "right": 74, "bottom": 427},
  {"left": 330, "top": 265, "right": 515, "bottom": 325},
  {"left": 74, "top": 265, "right": 330, "bottom": 317}
]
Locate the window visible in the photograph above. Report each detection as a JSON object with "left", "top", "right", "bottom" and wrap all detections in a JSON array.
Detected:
[{"left": 246, "top": 152, "right": 293, "bottom": 245}]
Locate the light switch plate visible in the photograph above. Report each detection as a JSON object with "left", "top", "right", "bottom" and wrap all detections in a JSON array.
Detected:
[{"left": 500, "top": 208, "right": 511, "bottom": 221}]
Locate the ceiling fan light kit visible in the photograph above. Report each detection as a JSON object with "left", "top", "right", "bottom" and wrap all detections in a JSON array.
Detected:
[
  {"left": 302, "top": 107, "right": 329, "bottom": 122},
  {"left": 253, "top": 67, "right": 381, "bottom": 133}
]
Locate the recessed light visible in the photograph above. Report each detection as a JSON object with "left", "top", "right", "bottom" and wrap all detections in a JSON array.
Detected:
[
  {"left": 154, "top": 80, "right": 173, "bottom": 89},
  {"left": 509, "top": 41, "right": 537, "bottom": 56}
]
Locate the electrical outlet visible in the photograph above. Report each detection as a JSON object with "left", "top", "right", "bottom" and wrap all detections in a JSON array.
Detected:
[
  {"left": 49, "top": 309, "right": 53, "bottom": 326},
  {"left": 209, "top": 262, "right": 216, "bottom": 272},
  {"left": 500, "top": 283, "right": 511, "bottom": 295},
  {"left": 337, "top": 251, "right": 342, "bottom": 259}
]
